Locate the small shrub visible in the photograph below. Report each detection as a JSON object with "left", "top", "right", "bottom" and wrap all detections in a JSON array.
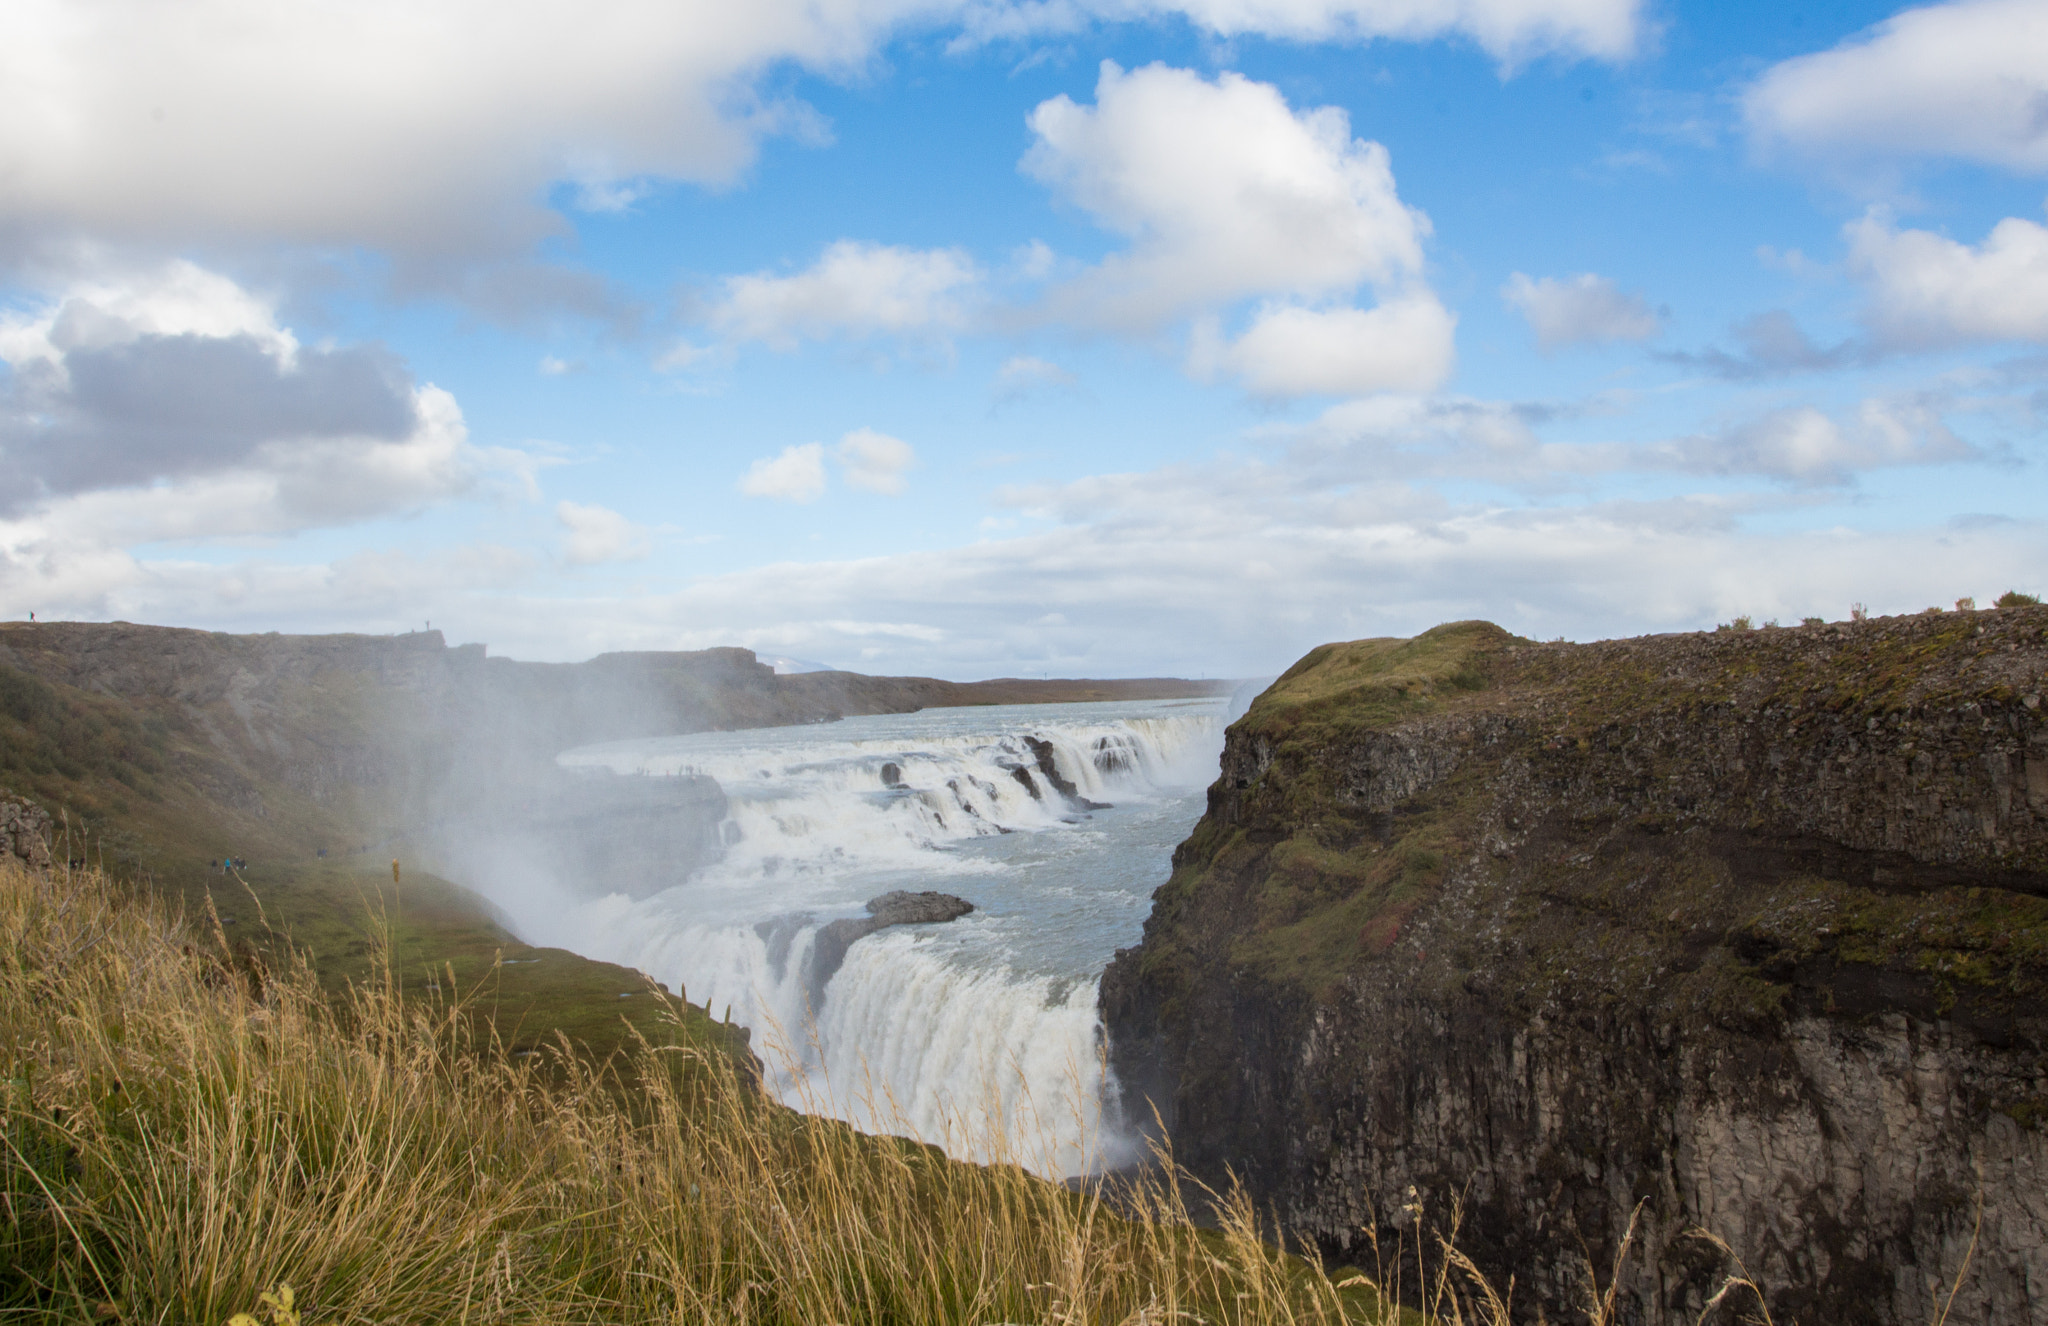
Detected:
[
  {"left": 228, "top": 1285, "right": 305, "bottom": 1326},
  {"left": 1956, "top": 597, "right": 1977, "bottom": 612},
  {"left": 1921, "top": 606, "right": 1945, "bottom": 616},
  {"left": 1996, "top": 590, "right": 2041, "bottom": 608},
  {"left": 1801, "top": 616, "right": 1825, "bottom": 627},
  {"left": 1850, "top": 603, "right": 1868, "bottom": 621}
]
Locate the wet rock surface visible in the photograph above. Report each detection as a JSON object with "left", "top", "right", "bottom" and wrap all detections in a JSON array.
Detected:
[
  {"left": 810, "top": 891, "right": 976, "bottom": 1005},
  {"left": 1023, "top": 735, "right": 1112, "bottom": 811},
  {"left": 863, "top": 889, "right": 978, "bottom": 927},
  {"left": 1103, "top": 610, "right": 2048, "bottom": 1325}
]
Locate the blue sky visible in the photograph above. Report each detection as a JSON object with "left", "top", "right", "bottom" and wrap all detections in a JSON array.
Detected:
[{"left": 2, "top": 0, "right": 2045, "bottom": 677}]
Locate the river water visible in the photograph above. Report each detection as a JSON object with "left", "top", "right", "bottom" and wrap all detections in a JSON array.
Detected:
[{"left": 496, "top": 697, "right": 1226, "bottom": 1176}]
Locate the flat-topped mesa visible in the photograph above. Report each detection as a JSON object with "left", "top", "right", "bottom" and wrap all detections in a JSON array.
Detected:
[{"left": 1103, "top": 610, "right": 2048, "bottom": 1326}]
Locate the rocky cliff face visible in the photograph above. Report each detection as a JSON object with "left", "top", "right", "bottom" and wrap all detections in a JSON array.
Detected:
[
  {"left": 1102, "top": 612, "right": 2048, "bottom": 1325},
  {"left": 0, "top": 793, "right": 52, "bottom": 868}
]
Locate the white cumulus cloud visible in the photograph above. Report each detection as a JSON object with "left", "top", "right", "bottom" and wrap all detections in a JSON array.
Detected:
[
  {"left": 0, "top": 0, "right": 945, "bottom": 258},
  {"left": 1644, "top": 399, "right": 1974, "bottom": 486},
  {"left": 1191, "top": 296, "right": 1455, "bottom": 396},
  {"left": 2, "top": 382, "right": 2023, "bottom": 673},
  {"left": 1744, "top": 0, "right": 2048, "bottom": 174},
  {"left": 0, "top": 382, "right": 498, "bottom": 625},
  {"left": 835, "top": 428, "right": 917, "bottom": 494},
  {"left": 1264, "top": 388, "right": 1981, "bottom": 490},
  {"left": 708, "top": 241, "right": 981, "bottom": 349},
  {"left": 0, "top": 0, "right": 1642, "bottom": 288},
  {"left": 1846, "top": 206, "right": 2048, "bottom": 348},
  {"left": 739, "top": 443, "right": 828, "bottom": 502},
  {"left": 0, "top": 263, "right": 492, "bottom": 528},
  {"left": 556, "top": 500, "right": 651, "bottom": 565},
  {"left": 0, "top": 259, "right": 297, "bottom": 368},
  {"left": 1025, "top": 62, "right": 1431, "bottom": 326},
  {"left": 1501, "top": 272, "right": 1662, "bottom": 350},
  {"left": 1022, "top": 61, "right": 1448, "bottom": 396}
]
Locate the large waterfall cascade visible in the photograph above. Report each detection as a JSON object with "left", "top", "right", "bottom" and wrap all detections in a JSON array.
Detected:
[{"left": 480, "top": 698, "right": 1226, "bottom": 1177}]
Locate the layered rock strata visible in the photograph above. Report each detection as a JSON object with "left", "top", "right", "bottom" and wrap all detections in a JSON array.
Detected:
[{"left": 1103, "top": 611, "right": 2048, "bottom": 1325}]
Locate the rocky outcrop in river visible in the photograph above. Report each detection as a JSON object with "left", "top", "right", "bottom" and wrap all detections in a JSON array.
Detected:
[
  {"left": 812, "top": 891, "right": 977, "bottom": 992},
  {"left": 1103, "top": 610, "right": 2048, "bottom": 1325},
  {"left": 754, "top": 891, "right": 977, "bottom": 1010}
]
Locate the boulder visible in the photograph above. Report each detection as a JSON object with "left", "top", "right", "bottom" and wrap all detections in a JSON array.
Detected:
[
  {"left": 808, "top": 890, "right": 975, "bottom": 1007},
  {"left": 0, "top": 793, "right": 52, "bottom": 869}
]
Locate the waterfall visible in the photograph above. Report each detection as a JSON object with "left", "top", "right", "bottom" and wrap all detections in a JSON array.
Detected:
[{"left": 484, "top": 698, "right": 1225, "bottom": 1176}]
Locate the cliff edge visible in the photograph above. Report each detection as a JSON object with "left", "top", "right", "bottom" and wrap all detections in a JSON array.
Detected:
[{"left": 1102, "top": 611, "right": 2048, "bottom": 1325}]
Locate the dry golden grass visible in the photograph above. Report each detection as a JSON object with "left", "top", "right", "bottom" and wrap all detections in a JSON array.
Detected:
[
  {"left": 11, "top": 858, "right": 1954, "bottom": 1326},
  {"left": 0, "top": 858, "right": 1449, "bottom": 1325}
]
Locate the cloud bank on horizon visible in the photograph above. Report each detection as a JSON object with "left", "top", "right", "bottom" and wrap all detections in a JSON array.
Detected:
[{"left": 0, "top": 0, "right": 2043, "bottom": 678}]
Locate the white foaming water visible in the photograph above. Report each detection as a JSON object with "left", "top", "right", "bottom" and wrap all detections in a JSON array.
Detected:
[{"left": 492, "top": 698, "right": 1224, "bottom": 1177}]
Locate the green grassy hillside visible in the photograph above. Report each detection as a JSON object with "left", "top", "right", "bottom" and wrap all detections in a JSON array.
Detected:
[{"left": 0, "top": 641, "right": 746, "bottom": 1067}]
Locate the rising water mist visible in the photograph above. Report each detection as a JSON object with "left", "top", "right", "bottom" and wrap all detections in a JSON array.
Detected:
[{"left": 456, "top": 698, "right": 1225, "bottom": 1177}]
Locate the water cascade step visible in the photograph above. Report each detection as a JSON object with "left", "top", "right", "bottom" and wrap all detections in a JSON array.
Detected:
[{"left": 453, "top": 697, "right": 1227, "bottom": 1176}]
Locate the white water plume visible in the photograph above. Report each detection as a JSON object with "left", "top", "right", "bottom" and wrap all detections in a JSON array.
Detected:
[
  {"left": 502, "top": 698, "right": 1226, "bottom": 1176},
  {"left": 562, "top": 707, "right": 1221, "bottom": 882}
]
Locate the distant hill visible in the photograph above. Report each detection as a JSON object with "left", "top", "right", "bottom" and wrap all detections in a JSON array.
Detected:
[
  {"left": 0, "top": 619, "right": 1232, "bottom": 891},
  {"left": 0, "top": 619, "right": 1231, "bottom": 877}
]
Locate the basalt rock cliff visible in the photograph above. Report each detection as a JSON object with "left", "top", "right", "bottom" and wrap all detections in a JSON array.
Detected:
[{"left": 1102, "top": 610, "right": 2048, "bottom": 1325}]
